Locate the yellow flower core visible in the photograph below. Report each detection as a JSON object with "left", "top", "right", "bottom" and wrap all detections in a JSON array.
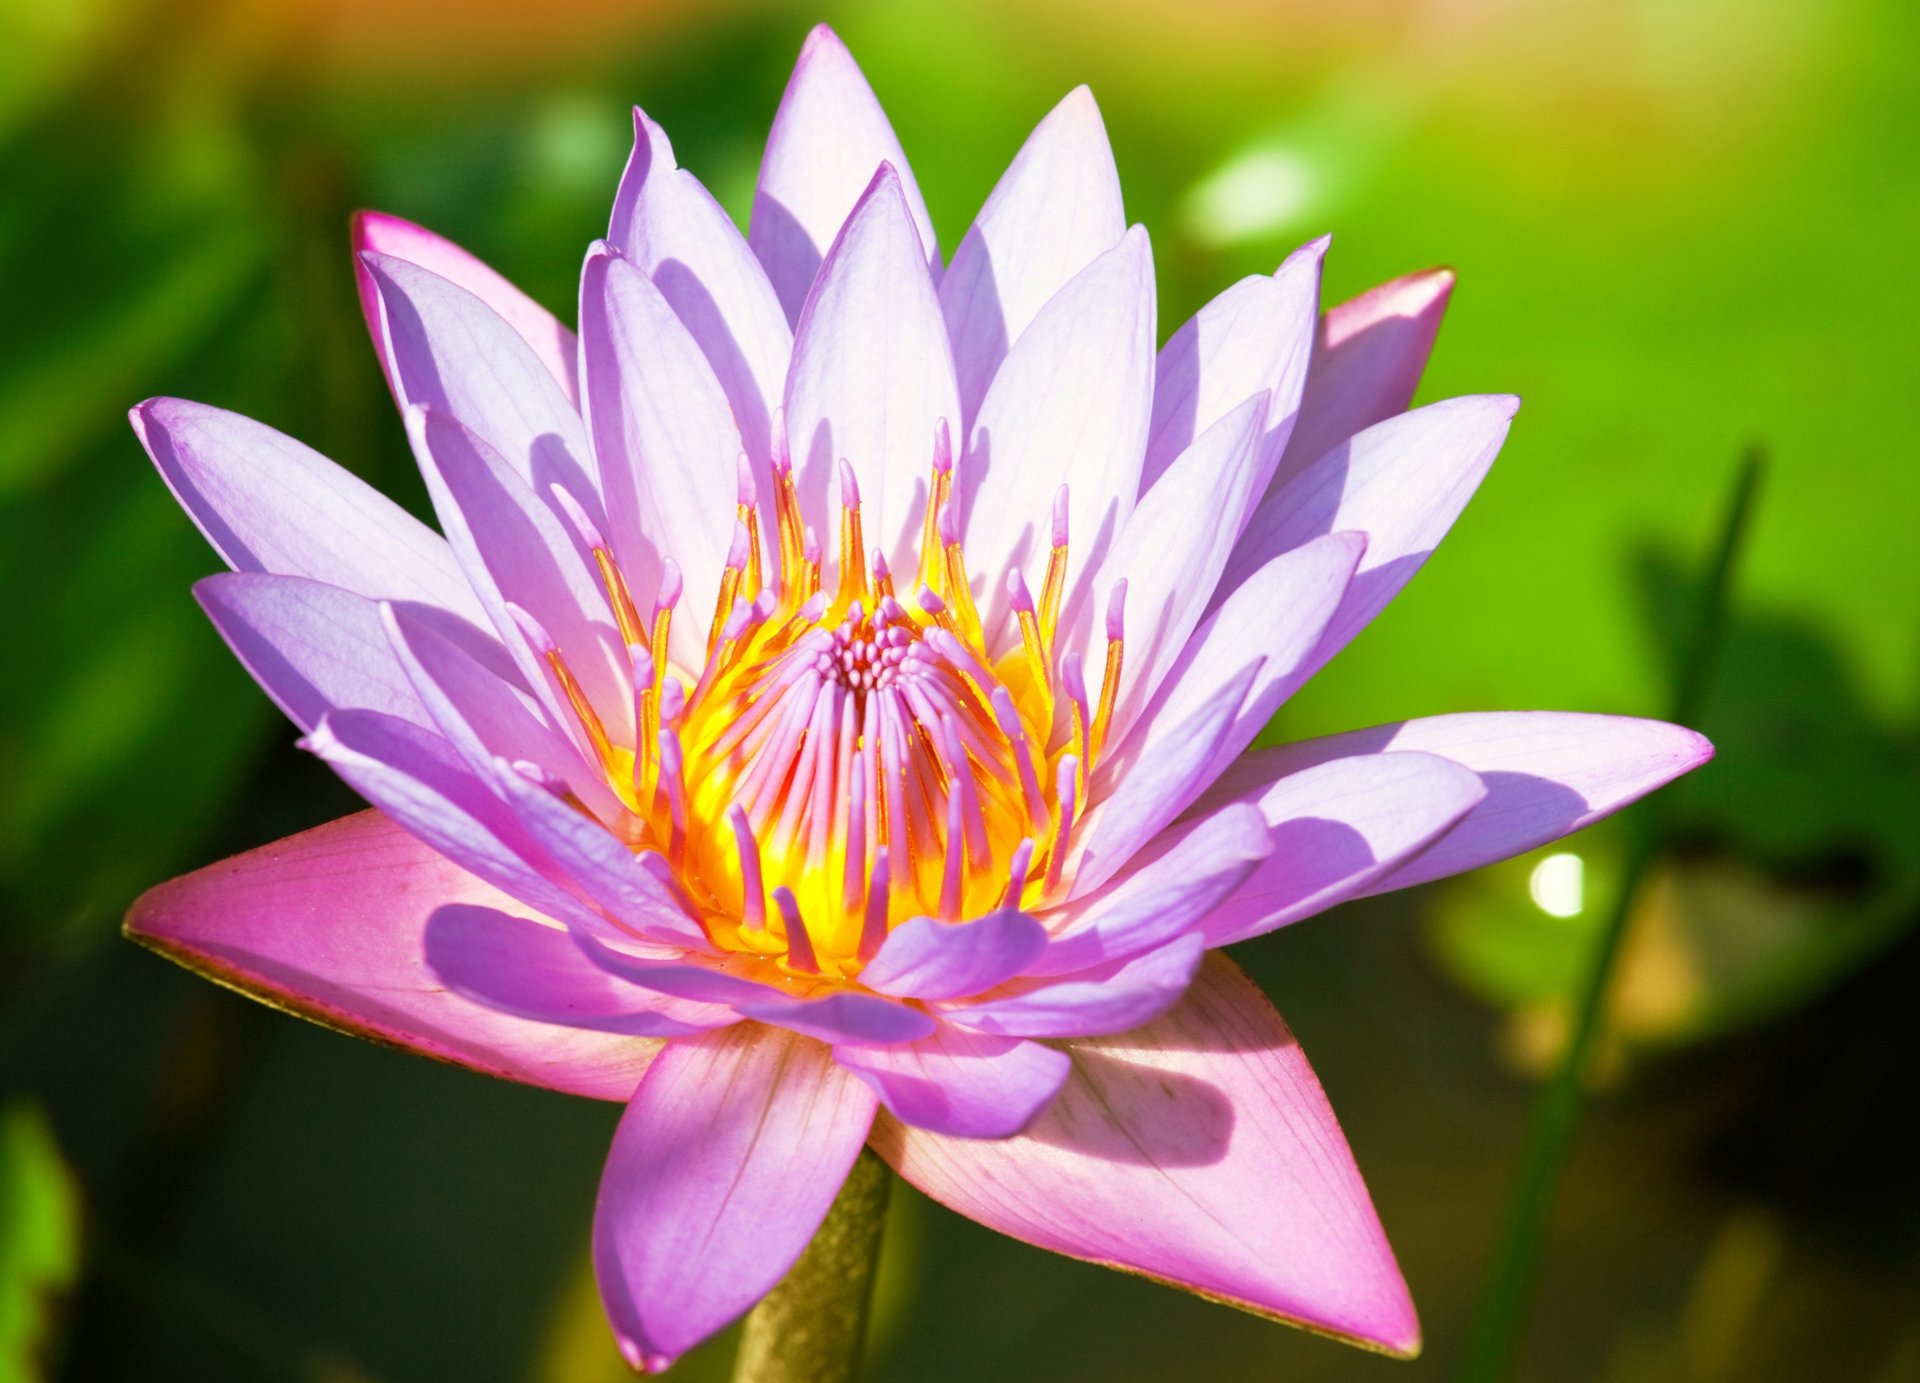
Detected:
[{"left": 548, "top": 441, "right": 1123, "bottom": 983}]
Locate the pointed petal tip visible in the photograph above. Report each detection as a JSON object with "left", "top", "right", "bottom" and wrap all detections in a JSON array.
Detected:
[
  {"left": 802, "top": 20, "right": 848, "bottom": 54},
  {"left": 1051, "top": 82, "right": 1105, "bottom": 128},
  {"left": 121, "top": 876, "right": 173, "bottom": 947},
  {"left": 1210, "top": 1274, "right": 1420, "bottom": 1360},
  {"left": 127, "top": 398, "right": 159, "bottom": 438},
  {"left": 1291, "top": 231, "right": 1334, "bottom": 265},
  {"left": 1667, "top": 724, "right": 1715, "bottom": 774},
  {"left": 349, "top": 208, "right": 409, "bottom": 252}
]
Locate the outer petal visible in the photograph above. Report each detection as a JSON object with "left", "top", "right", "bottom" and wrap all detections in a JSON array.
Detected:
[
  {"left": 1143, "top": 236, "right": 1324, "bottom": 493},
  {"left": 574, "top": 936, "right": 793, "bottom": 1007},
  {"left": 357, "top": 252, "right": 598, "bottom": 508},
  {"left": 1095, "top": 391, "right": 1270, "bottom": 747},
  {"left": 1036, "top": 802, "right": 1270, "bottom": 975},
  {"left": 573, "top": 935, "right": 938, "bottom": 1046},
  {"left": 872, "top": 952, "right": 1420, "bottom": 1357},
  {"left": 124, "top": 810, "right": 659, "bottom": 1100},
  {"left": 835, "top": 1024, "right": 1070, "bottom": 1138},
  {"left": 961, "top": 227, "right": 1156, "bottom": 651},
  {"left": 406, "top": 404, "right": 629, "bottom": 745},
  {"left": 381, "top": 601, "right": 621, "bottom": 824},
  {"left": 490, "top": 764, "right": 709, "bottom": 949},
  {"left": 947, "top": 932, "right": 1205, "bottom": 1040},
  {"left": 750, "top": 24, "right": 940, "bottom": 322},
  {"left": 593, "top": 1024, "right": 878, "bottom": 1371},
  {"left": 861, "top": 911, "right": 1052, "bottom": 1000},
  {"left": 132, "top": 398, "right": 487, "bottom": 625},
  {"left": 739, "top": 993, "right": 937, "bottom": 1047},
  {"left": 940, "top": 86, "right": 1126, "bottom": 425},
  {"left": 1106, "top": 530, "right": 1365, "bottom": 803},
  {"left": 1190, "top": 750, "right": 1488, "bottom": 947},
  {"left": 1207, "top": 712, "right": 1715, "bottom": 895},
  {"left": 579, "top": 248, "right": 742, "bottom": 656},
  {"left": 352, "top": 211, "right": 579, "bottom": 405},
  {"left": 1220, "top": 395, "right": 1518, "bottom": 683},
  {"left": 1068, "top": 661, "right": 1265, "bottom": 899},
  {"left": 1279, "top": 267, "right": 1453, "bottom": 482},
  {"left": 783, "top": 164, "right": 962, "bottom": 576},
  {"left": 303, "top": 708, "right": 600, "bottom": 936},
  {"left": 195, "top": 573, "right": 432, "bottom": 734},
  {"left": 423, "top": 903, "right": 734, "bottom": 1037},
  {"left": 1079, "top": 532, "right": 1364, "bottom": 896},
  {"left": 608, "top": 110, "right": 793, "bottom": 475}
]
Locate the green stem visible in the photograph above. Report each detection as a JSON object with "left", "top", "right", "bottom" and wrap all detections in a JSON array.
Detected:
[
  {"left": 1460, "top": 452, "right": 1763, "bottom": 1383},
  {"left": 731, "top": 1149, "right": 893, "bottom": 1383}
]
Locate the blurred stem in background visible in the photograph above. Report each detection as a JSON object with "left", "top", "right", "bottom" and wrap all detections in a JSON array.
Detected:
[
  {"left": 1461, "top": 451, "right": 1766, "bottom": 1383},
  {"left": 731, "top": 1148, "right": 892, "bottom": 1383}
]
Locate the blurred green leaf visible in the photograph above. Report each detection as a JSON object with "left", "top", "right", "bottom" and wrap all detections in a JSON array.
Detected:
[{"left": 0, "top": 1103, "right": 80, "bottom": 1381}]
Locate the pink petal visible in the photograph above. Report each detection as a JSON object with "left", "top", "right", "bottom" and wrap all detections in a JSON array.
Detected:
[
  {"left": 783, "top": 164, "right": 962, "bottom": 576},
  {"left": 961, "top": 227, "right": 1156, "bottom": 651},
  {"left": 1095, "top": 391, "right": 1270, "bottom": 748},
  {"left": 125, "top": 810, "right": 659, "bottom": 1100},
  {"left": 593, "top": 1024, "right": 878, "bottom": 1370},
  {"left": 1189, "top": 750, "right": 1488, "bottom": 946},
  {"left": 873, "top": 952, "right": 1420, "bottom": 1356},
  {"left": 607, "top": 110, "right": 793, "bottom": 475},
  {"left": 303, "top": 708, "right": 600, "bottom": 936},
  {"left": 739, "top": 993, "right": 937, "bottom": 1046},
  {"left": 132, "top": 398, "right": 486, "bottom": 625},
  {"left": 1086, "top": 531, "right": 1366, "bottom": 890},
  {"left": 195, "top": 573, "right": 433, "bottom": 734},
  {"left": 940, "top": 86, "right": 1127, "bottom": 426},
  {"left": 352, "top": 210, "right": 580, "bottom": 406},
  {"left": 579, "top": 248, "right": 742, "bottom": 662},
  {"left": 1036, "top": 802, "right": 1270, "bottom": 975},
  {"left": 1279, "top": 267, "right": 1453, "bottom": 482},
  {"left": 834, "top": 1023, "right": 1070, "bottom": 1138},
  {"left": 1221, "top": 394, "right": 1519, "bottom": 684},
  {"left": 1067, "top": 661, "right": 1265, "bottom": 900},
  {"left": 946, "top": 932, "right": 1205, "bottom": 1040},
  {"left": 749, "top": 24, "right": 940, "bottom": 323},
  {"left": 490, "top": 764, "right": 709, "bottom": 949},
  {"left": 406, "top": 404, "right": 630, "bottom": 747},
  {"left": 423, "top": 902, "right": 734, "bottom": 1037},
  {"left": 573, "top": 931, "right": 799, "bottom": 1007},
  {"left": 1210, "top": 711, "right": 1715, "bottom": 895},
  {"left": 860, "top": 911, "right": 1052, "bottom": 1001},
  {"left": 380, "top": 601, "right": 621, "bottom": 824},
  {"left": 357, "top": 252, "right": 598, "bottom": 508},
  {"left": 572, "top": 932, "right": 937, "bottom": 1045},
  {"left": 1143, "top": 236, "right": 1325, "bottom": 493}
]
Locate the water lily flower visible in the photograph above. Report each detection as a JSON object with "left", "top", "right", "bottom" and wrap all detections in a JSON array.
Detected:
[{"left": 126, "top": 23, "right": 1711, "bottom": 1372}]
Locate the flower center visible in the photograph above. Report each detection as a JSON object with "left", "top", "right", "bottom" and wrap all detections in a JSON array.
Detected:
[{"left": 553, "top": 423, "right": 1124, "bottom": 982}]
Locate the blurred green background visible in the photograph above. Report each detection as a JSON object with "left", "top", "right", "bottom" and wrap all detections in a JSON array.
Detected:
[{"left": 2, "top": 0, "right": 1917, "bottom": 1377}]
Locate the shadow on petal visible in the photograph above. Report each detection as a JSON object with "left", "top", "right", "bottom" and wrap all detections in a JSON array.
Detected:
[{"left": 1028, "top": 1047, "right": 1236, "bottom": 1168}]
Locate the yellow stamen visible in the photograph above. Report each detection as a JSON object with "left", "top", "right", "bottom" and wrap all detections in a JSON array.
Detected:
[
  {"left": 943, "top": 542, "right": 983, "bottom": 644},
  {"left": 707, "top": 566, "right": 741, "bottom": 662},
  {"left": 741, "top": 506, "right": 764, "bottom": 599},
  {"left": 774, "top": 468, "right": 805, "bottom": 587},
  {"left": 1037, "top": 544, "right": 1068, "bottom": 643},
  {"left": 547, "top": 650, "right": 615, "bottom": 776},
  {"left": 1016, "top": 605, "right": 1049, "bottom": 697},
  {"left": 917, "top": 466, "right": 952, "bottom": 595},
  {"left": 837, "top": 503, "right": 867, "bottom": 608},
  {"left": 1092, "top": 634, "right": 1124, "bottom": 758},
  {"left": 592, "top": 548, "right": 645, "bottom": 649}
]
